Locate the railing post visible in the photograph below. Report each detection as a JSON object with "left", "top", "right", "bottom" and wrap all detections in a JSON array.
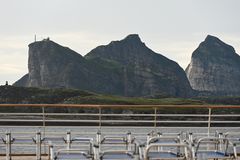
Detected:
[
  {"left": 191, "top": 143, "right": 196, "bottom": 160},
  {"left": 5, "top": 131, "right": 11, "bottom": 160},
  {"left": 89, "top": 139, "right": 93, "bottom": 155},
  {"left": 49, "top": 143, "right": 54, "bottom": 160},
  {"left": 146, "top": 133, "right": 151, "bottom": 148},
  {"left": 218, "top": 132, "right": 224, "bottom": 151},
  {"left": 189, "top": 132, "right": 193, "bottom": 144},
  {"left": 233, "top": 143, "right": 237, "bottom": 159},
  {"left": 207, "top": 108, "right": 212, "bottom": 137},
  {"left": 36, "top": 131, "right": 42, "bottom": 160},
  {"left": 42, "top": 106, "right": 47, "bottom": 154},
  {"left": 96, "top": 130, "right": 101, "bottom": 151},
  {"left": 93, "top": 144, "right": 99, "bottom": 160},
  {"left": 99, "top": 107, "right": 102, "bottom": 129},
  {"left": 66, "top": 131, "right": 71, "bottom": 149},
  {"left": 42, "top": 107, "right": 46, "bottom": 134},
  {"left": 184, "top": 145, "right": 189, "bottom": 159},
  {"left": 157, "top": 132, "right": 163, "bottom": 151},
  {"left": 154, "top": 107, "right": 157, "bottom": 129},
  {"left": 127, "top": 131, "right": 132, "bottom": 152}
]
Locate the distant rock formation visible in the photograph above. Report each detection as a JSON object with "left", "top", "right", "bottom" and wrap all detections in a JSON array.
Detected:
[
  {"left": 14, "top": 34, "right": 193, "bottom": 97},
  {"left": 15, "top": 39, "right": 90, "bottom": 89},
  {"left": 186, "top": 35, "right": 240, "bottom": 96},
  {"left": 86, "top": 34, "right": 193, "bottom": 97}
]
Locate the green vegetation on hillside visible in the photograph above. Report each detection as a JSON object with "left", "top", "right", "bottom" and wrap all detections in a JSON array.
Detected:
[
  {"left": 1, "top": 85, "right": 240, "bottom": 116},
  {"left": 0, "top": 85, "right": 203, "bottom": 105},
  {"left": 64, "top": 95, "right": 203, "bottom": 105},
  {"left": 1, "top": 85, "right": 240, "bottom": 106},
  {"left": 0, "top": 85, "right": 92, "bottom": 104}
]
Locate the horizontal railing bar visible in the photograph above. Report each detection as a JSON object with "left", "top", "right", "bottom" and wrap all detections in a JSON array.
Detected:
[
  {"left": 0, "top": 119, "right": 239, "bottom": 123},
  {"left": 0, "top": 113, "right": 44, "bottom": 115},
  {"left": 0, "top": 131, "right": 182, "bottom": 135},
  {"left": 211, "top": 114, "right": 240, "bottom": 117},
  {"left": 100, "top": 120, "right": 240, "bottom": 123},
  {"left": 1, "top": 113, "right": 239, "bottom": 117},
  {"left": 0, "top": 126, "right": 191, "bottom": 129},
  {"left": 43, "top": 113, "right": 215, "bottom": 117},
  {"left": 0, "top": 113, "right": 210, "bottom": 116},
  {"left": 0, "top": 119, "right": 100, "bottom": 122},
  {"left": 0, "top": 130, "right": 212, "bottom": 134},
  {"left": 1, "top": 104, "right": 240, "bottom": 109}
]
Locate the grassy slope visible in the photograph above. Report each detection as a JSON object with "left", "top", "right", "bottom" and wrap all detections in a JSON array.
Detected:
[
  {"left": 2, "top": 85, "right": 240, "bottom": 106},
  {"left": 1, "top": 85, "right": 240, "bottom": 114},
  {"left": 64, "top": 95, "right": 203, "bottom": 105},
  {"left": 0, "top": 85, "right": 203, "bottom": 105},
  {"left": 0, "top": 85, "right": 92, "bottom": 104}
]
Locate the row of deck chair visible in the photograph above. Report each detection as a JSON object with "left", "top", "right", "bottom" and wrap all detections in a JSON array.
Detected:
[
  {"left": 1, "top": 130, "right": 239, "bottom": 160},
  {"left": 50, "top": 131, "right": 239, "bottom": 160}
]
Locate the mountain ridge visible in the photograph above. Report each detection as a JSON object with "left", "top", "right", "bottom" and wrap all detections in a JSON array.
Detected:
[{"left": 14, "top": 34, "right": 193, "bottom": 97}]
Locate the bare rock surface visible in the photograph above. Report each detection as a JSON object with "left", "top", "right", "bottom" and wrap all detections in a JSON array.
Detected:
[
  {"left": 186, "top": 35, "right": 240, "bottom": 96},
  {"left": 15, "top": 35, "right": 193, "bottom": 97}
]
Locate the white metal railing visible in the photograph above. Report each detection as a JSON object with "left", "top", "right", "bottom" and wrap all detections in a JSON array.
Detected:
[
  {"left": 0, "top": 104, "right": 239, "bottom": 159},
  {"left": 0, "top": 104, "right": 240, "bottom": 127}
]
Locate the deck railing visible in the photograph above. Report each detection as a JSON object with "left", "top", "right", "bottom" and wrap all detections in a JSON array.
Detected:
[
  {"left": 0, "top": 104, "right": 239, "bottom": 159},
  {"left": 0, "top": 104, "right": 240, "bottom": 129}
]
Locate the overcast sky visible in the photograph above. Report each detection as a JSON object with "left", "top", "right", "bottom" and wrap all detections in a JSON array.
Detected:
[{"left": 0, "top": 0, "right": 240, "bottom": 85}]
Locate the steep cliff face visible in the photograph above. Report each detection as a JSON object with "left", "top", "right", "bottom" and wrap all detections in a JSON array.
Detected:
[
  {"left": 15, "top": 35, "right": 193, "bottom": 97},
  {"left": 186, "top": 35, "right": 240, "bottom": 96},
  {"left": 86, "top": 34, "right": 193, "bottom": 97},
  {"left": 15, "top": 39, "right": 91, "bottom": 89}
]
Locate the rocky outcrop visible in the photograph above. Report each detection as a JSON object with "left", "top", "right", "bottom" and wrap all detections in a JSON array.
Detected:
[
  {"left": 85, "top": 34, "right": 193, "bottom": 97},
  {"left": 15, "top": 39, "right": 91, "bottom": 89},
  {"left": 186, "top": 35, "right": 240, "bottom": 96},
  {"left": 15, "top": 35, "right": 193, "bottom": 97}
]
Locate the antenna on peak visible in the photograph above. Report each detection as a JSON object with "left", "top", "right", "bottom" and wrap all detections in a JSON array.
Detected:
[{"left": 34, "top": 35, "right": 37, "bottom": 42}]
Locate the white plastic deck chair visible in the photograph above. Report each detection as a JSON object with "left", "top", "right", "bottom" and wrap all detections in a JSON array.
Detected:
[
  {"left": 143, "top": 136, "right": 191, "bottom": 160},
  {"left": 96, "top": 131, "right": 139, "bottom": 160},
  {"left": 222, "top": 132, "right": 240, "bottom": 159},
  {"left": 52, "top": 137, "right": 94, "bottom": 160},
  {"left": 99, "top": 150, "right": 137, "bottom": 160},
  {"left": 54, "top": 149, "right": 93, "bottom": 160},
  {"left": 194, "top": 137, "right": 237, "bottom": 160}
]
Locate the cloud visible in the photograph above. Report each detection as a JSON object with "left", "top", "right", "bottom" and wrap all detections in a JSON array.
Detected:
[{"left": 0, "top": 52, "right": 27, "bottom": 85}]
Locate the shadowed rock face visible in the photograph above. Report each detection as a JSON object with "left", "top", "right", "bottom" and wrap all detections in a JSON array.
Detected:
[
  {"left": 14, "top": 35, "right": 193, "bottom": 97},
  {"left": 85, "top": 34, "right": 193, "bottom": 97},
  {"left": 15, "top": 39, "right": 89, "bottom": 89},
  {"left": 186, "top": 35, "right": 240, "bottom": 96}
]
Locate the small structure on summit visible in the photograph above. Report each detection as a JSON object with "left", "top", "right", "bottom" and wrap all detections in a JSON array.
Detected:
[{"left": 43, "top": 37, "right": 50, "bottom": 41}]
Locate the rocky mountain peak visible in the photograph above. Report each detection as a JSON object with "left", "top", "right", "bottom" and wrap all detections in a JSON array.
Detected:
[
  {"left": 86, "top": 34, "right": 193, "bottom": 97},
  {"left": 106, "top": 34, "right": 144, "bottom": 49},
  {"left": 193, "top": 35, "right": 236, "bottom": 59},
  {"left": 123, "top": 34, "right": 142, "bottom": 42},
  {"left": 28, "top": 38, "right": 81, "bottom": 57},
  {"left": 205, "top": 35, "right": 234, "bottom": 51},
  {"left": 85, "top": 34, "right": 150, "bottom": 62},
  {"left": 29, "top": 38, "right": 57, "bottom": 50},
  {"left": 186, "top": 35, "right": 240, "bottom": 96},
  {"left": 205, "top": 34, "right": 221, "bottom": 43},
  {"left": 14, "top": 38, "right": 85, "bottom": 88}
]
